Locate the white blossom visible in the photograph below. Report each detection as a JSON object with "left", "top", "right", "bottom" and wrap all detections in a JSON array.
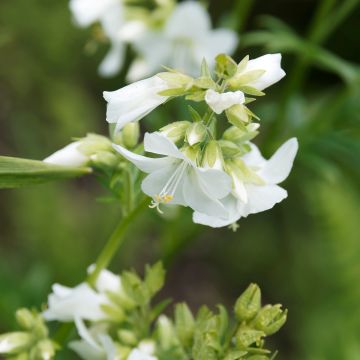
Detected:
[
  {"left": 193, "top": 138, "right": 299, "bottom": 227},
  {"left": 205, "top": 89, "right": 245, "bottom": 114},
  {"left": 239, "top": 54, "right": 286, "bottom": 91},
  {"left": 128, "top": 348, "right": 157, "bottom": 360},
  {"left": 127, "top": 1, "right": 238, "bottom": 81},
  {"left": 113, "top": 132, "right": 232, "bottom": 217},
  {"left": 43, "top": 141, "right": 89, "bottom": 167},
  {"left": 43, "top": 268, "right": 121, "bottom": 322},
  {"left": 103, "top": 75, "right": 170, "bottom": 131}
]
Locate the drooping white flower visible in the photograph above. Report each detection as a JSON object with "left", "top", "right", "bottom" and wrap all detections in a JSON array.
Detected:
[
  {"left": 104, "top": 75, "right": 170, "bottom": 131},
  {"left": 237, "top": 54, "right": 286, "bottom": 91},
  {"left": 193, "top": 138, "right": 299, "bottom": 227},
  {"left": 69, "top": 318, "right": 118, "bottom": 360},
  {"left": 113, "top": 132, "right": 232, "bottom": 217},
  {"left": 43, "top": 268, "right": 121, "bottom": 322},
  {"left": 43, "top": 141, "right": 89, "bottom": 167},
  {"left": 128, "top": 348, "right": 157, "bottom": 360},
  {"left": 205, "top": 89, "right": 246, "bottom": 114},
  {"left": 127, "top": 1, "right": 238, "bottom": 81}
]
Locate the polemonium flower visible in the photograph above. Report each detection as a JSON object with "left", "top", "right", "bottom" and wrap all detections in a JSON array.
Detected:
[
  {"left": 113, "top": 132, "right": 232, "bottom": 217},
  {"left": 43, "top": 268, "right": 121, "bottom": 322},
  {"left": 44, "top": 141, "right": 89, "bottom": 167},
  {"left": 103, "top": 75, "right": 170, "bottom": 131},
  {"left": 127, "top": 1, "right": 238, "bottom": 81},
  {"left": 193, "top": 138, "right": 298, "bottom": 227},
  {"left": 231, "top": 54, "right": 286, "bottom": 91},
  {"left": 205, "top": 89, "right": 246, "bottom": 114},
  {"left": 69, "top": 319, "right": 118, "bottom": 360}
]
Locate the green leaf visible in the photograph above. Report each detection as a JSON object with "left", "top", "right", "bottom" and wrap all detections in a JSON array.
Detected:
[{"left": 0, "top": 156, "right": 91, "bottom": 189}]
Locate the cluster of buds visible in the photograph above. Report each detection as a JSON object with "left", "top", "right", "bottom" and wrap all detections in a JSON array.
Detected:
[
  {"left": 0, "top": 266, "right": 286, "bottom": 360},
  {"left": 0, "top": 309, "right": 58, "bottom": 359}
]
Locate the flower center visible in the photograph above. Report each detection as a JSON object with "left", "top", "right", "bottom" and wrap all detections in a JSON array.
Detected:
[{"left": 149, "top": 161, "right": 188, "bottom": 213}]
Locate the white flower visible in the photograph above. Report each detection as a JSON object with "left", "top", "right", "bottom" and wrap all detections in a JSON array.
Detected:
[
  {"left": 128, "top": 349, "right": 157, "bottom": 360},
  {"left": 193, "top": 138, "right": 299, "bottom": 227},
  {"left": 43, "top": 268, "right": 121, "bottom": 322},
  {"left": 43, "top": 141, "right": 89, "bottom": 167},
  {"left": 113, "top": 132, "right": 232, "bottom": 217},
  {"left": 205, "top": 89, "right": 245, "bottom": 114},
  {"left": 42, "top": 283, "right": 106, "bottom": 322},
  {"left": 238, "top": 54, "right": 286, "bottom": 91},
  {"left": 69, "top": 319, "right": 118, "bottom": 360},
  {"left": 103, "top": 75, "right": 170, "bottom": 131},
  {"left": 127, "top": 1, "right": 238, "bottom": 81}
]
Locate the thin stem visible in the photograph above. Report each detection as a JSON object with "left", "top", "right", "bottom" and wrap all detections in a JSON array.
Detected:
[
  {"left": 87, "top": 196, "right": 148, "bottom": 286},
  {"left": 233, "top": 0, "right": 255, "bottom": 33}
]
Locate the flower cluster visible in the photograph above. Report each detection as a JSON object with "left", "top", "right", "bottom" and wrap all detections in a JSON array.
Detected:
[
  {"left": 0, "top": 264, "right": 286, "bottom": 360},
  {"left": 69, "top": 0, "right": 238, "bottom": 80},
  {"left": 102, "top": 53, "right": 298, "bottom": 228}
]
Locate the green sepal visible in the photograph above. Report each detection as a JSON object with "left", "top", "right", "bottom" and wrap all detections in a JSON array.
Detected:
[
  {"left": 215, "top": 54, "right": 238, "bottom": 79},
  {"left": 0, "top": 156, "right": 91, "bottom": 189}
]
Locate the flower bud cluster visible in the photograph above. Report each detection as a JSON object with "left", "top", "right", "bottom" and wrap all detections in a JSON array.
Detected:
[{"left": 0, "top": 308, "right": 58, "bottom": 359}]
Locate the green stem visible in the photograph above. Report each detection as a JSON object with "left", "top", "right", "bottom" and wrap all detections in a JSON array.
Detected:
[
  {"left": 87, "top": 196, "right": 148, "bottom": 287},
  {"left": 233, "top": 0, "right": 255, "bottom": 33}
]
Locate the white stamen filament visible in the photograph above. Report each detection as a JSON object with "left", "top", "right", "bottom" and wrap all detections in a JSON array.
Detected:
[{"left": 149, "top": 161, "right": 188, "bottom": 213}]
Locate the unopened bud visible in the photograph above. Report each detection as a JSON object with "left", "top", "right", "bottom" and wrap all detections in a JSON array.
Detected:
[
  {"left": 223, "top": 125, "right": 259, "bottom": 145},
  {"left": 225, "top": 104, "right": 249, "bottom": 128},
  {"left": 175, "top": 303, "right": 195, "bottom": 347},
  {"left": 253, "top": 304, "right": 287, "bottom": 335},
  {"left": 157, "top": 315, "right": 177, "bottom": 350},
  {"left": 186, "top": 122, "right": 207, "bottom": 146},
  {"left": 118, "top": 329, "right": 137, "bottom": 346},
  {"left": 0, "top": 332, "right": 33, "bottom": 355},
  {"left": 203, "top": 141, "right": 223, "bottom": 170},
  {"left": 16, "top": 309, "right": 35, "bottom": 330},
  {"left": 235, "top": 327, "right": 265, "bottom": 349},
  {"left": 160, "top": 121, "right": 191, "bottom": 143},
  {"left": 182, "top": 145, "right": 200, "bottom": 162},
  {"left": 234, "top": 283, "right": 261, "bottom": 322},
  {"left": 219, "top": 140, "right": 242, "bottom": 158},
  {"left": 90, "top": 151, "right": 118, "bottom": 168},
  {"left": 31, "top": 339, "right": 58, "bottom": 360},
  {"left": 215, "top": 54, "right": 238, "bottom": 78},
  {"left": 78, "top": 134, "right": 112, "bottom": 156},
  {"left": 122, "top": 122, "right": 140, "bottom": 149}
]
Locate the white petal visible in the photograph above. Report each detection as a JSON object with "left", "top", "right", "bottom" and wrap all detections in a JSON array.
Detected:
[
  {"left": 196, "top": 28, "right": 238, "bottom": 64},
  {"left": 43, "top": 283, "right": 104, "bottom": 322},
  {"left": 113, "top": 144, "right": 174, "bottom": 173},
  {"left": 98, "top": 42, "right": 125, "bottom": 78},
  {"left": 141, "top": 163, "right": 186, "bottom": 206},
  {"left": 192, "top": 195, "right": 240, "bottom": 227},
  {"left": 99, "top": 3, "right": 124, "bottom": 40},
  {"left": 231, "top": 173, "right": 248, "bottom": 203},
  {"left": 95, "top": 269, "right": 121, "bottom": 293},
  {"left": 69, "top": 340, "right": 104, "bottom": 360},
  {"left": 43, "top": 142, "right": 88, "bottom": 167},
  {"left": 103, "top": 76, "right": 168, "bottom": 129},
  {"left": 238, "top": 184, "right": 288, "bottom": 216},
  {"left": 165, "top": 2, "right": 211, "bottom": 39},
  {"left": 144, "top": 132, "right": 185, "bottom": 159},
  {"left": 126, "top": 59, "right": 152, "bottom": 83},
  {"left": 259, "top": 138, "right": 298, "bottom": 184},
  {"left": 183, "top": 168, "right": 228, "bottom": 217},
  {"left": 244, "top": 53, "right": 286, "bottom": 91},
  {"left": 69, "top": 0, "right": 118, "bottom": 27},
  {"left": 128, "top": 349, "right": 157, "bottom": 360},
  {"left": 196, "top": 168, "right": 232, "bottom": 199},
  {"left": 75, "top": 317, "right": 102, "bottom": 351},
  {"left": 118, "top": 21, "right": 147, "bottom": 42},
  {"left": 205, "top": 89, "right": 245, "bottom": 114},
  {"left": 241, "top": 143, "right": 266, "bottom": 168}
]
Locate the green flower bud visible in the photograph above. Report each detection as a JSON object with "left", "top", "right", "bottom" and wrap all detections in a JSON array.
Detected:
[
  {"left": 16, "top": 309, "right": 35, "bottom": 331},
  {"left": 157, "top": 315, "right": 178, "bottom": 350},
  {"left": 253, "top": 305, "right": 287, "bottom": 335},
  {"left": 202, "top": 140, "right": 223, "bottom": 169},
  {"left": 235, "top": 327, "right": 265, "bottom": 349},
  {"left": 215, "top": 54, "right": 238, "bottom": 78},
  {"left": 175, "top": 303, "right": 195, "bottom": 347},
  {"left": 219, "top": 140, "right": 243, "bottom": 159},
  {"left": 30, "top": 339, "right": 57, "bottom": 360},
  {"left": 181, "top": 145, "right": 201, "bottom": 162},
  {"left": 186, "top": 122, "right": 207, "bottom": 146},
  {"left": 234, "top": 283, "right": 261, "bottom": 322},
  {"left": 77, "top": 134, "right": 112, "bottom": 156},
  {"left": 90, "top": 151, "right": 118, "bottom": 169},
  {"left": 223, "top": 124, "right": 259, "bottom": 144},
  {"left": 225, "top": 104, "right": 250, "bottom": 128},
  {"left": 122, "top": 122, "right": 140, "bottom": 149},
  {"left": 160, "top": 121, "right": 191, "bottom": 143},
  {"left": 118, "top": 329, "right": 137, "bottom": 346},
  {"left": 0, "top": 332, "right": 33, "bottom": 355}
]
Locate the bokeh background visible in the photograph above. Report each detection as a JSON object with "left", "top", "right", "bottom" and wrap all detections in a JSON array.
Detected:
[{"left": 0, "top": 0, "right": 359, "bottom": 359}]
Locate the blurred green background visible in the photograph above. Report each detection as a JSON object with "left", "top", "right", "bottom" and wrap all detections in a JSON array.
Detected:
[{"left": 0, "top": 0, "right": 359, "bottom": 359}]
